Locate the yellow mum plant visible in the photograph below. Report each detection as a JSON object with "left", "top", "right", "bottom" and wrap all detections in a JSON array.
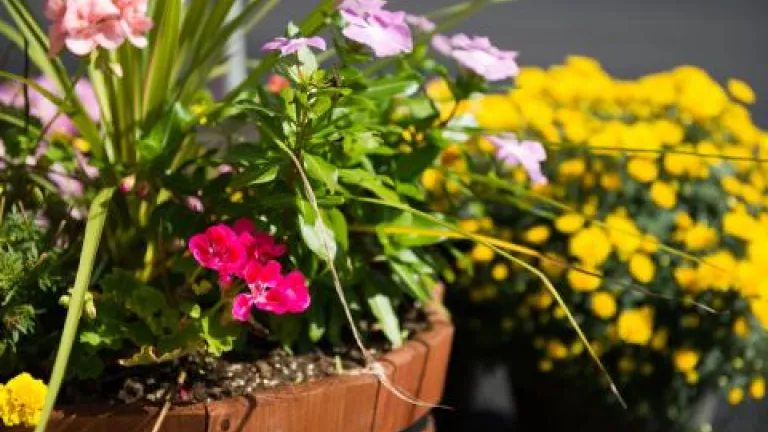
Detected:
[{"left": 435, "top": 56, "right": 768, "bottom": 429}]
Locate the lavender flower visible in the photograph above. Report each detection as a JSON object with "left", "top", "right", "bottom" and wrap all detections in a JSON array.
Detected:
[
  {"left": 432, "top": 34, "right": 519, "bottom": 82},
  {"left": 339, "top": 0, "right": 413, "bottom": 57},
  {"left": 261, "top": 36, "right": 327, "bottom": 56},
  {"left": 405, "top": 14, "right": 435, "bottom": 33},
  {"left": 0, "top": 76, "right": 100, "bottom": 137},
  {"left": 486, "top": 133, "right": 548, "bottom": 185}
]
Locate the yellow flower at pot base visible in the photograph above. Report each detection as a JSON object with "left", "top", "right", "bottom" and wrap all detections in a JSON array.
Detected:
[{"left": 0, "top": 373, "right": 47, "bottom": 428}]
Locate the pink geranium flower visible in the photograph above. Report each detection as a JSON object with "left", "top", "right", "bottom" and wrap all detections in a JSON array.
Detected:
[
  {"left": 46, "top": 0, "right": 153, "bottom": 56},
  {"left": 188, "top": 224, "right": 248, "bottom": 275},
  {"left": 339, "top": 0, "right": 413, "bottom": 57},
  {"left": 190, "top": 219, "right": 310, "bottom": 318},
  {"left": 432, "top": 33, "right": 519, "bottom": 82},
  {"left": 262, "top": 36, "right": 327, "bottom": 56},
  {"left": 485, "top": 133, "right": 548, "bottom": 185}
]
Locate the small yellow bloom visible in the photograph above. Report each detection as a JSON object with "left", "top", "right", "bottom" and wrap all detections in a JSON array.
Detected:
[
  {"left": 470, "top": 244, "right": 495, "bottom": 262},
  {"left": 538, "top": 359, "right": 554, "bottom": 372},
  {"left": 474, "top": 95, "right": 522, "bottom": 130},
  {"left": 627, "top": 158, "right": 658, "bottom": 183},
  {"left": 728, "top": 78, "right": 756, "bottom": 104},
  {"left": 728, "top": 387, "right": 745, "bottom": 405},
  {"left": 558, "top": 158, "right": 586, "bottom": 178},
  {"left": 650, "top": 181, "right": 677, "bottom": 209},
  {"left": 547, "top": 340, "right": 569, "bottom": 360},
  {"left": 421, "top": 168, "right": 443, "bottom": 192},
  {"left": 229, "top": 191, "right": 244, "bottom": 203},
  {"left": 569, "top": 226, "right": 612, "bottom": 266},
  {"left": 522, "top": 225, "right": 551, "bottom": 245},
  {"left": 555, "top": 213, "right": 585, "bottom": 234},
  {"left": 675, "top": 212, "right": 693, "bottom": 229},
  {"left": 618, "top": 356, "right": 636, "bottom": 374},
  {"left": 733, "top": 317, "right": 750, "bottom": 338},
  {"left": 458, "top": 219, "right": 481, "bottom": 233},
  {"left": 686, "top": 371, "right": 700, "bottom": 385},
  {"left": 684, "top": 223, "right": 718, "bottom": 251},
  {"left": 640, "top": 234, "right": 660, "bottom": 253},
  {"left": 750, "top": 377, "right": 766, "bottom": 399},
  {"left": 591, "top": 291, "right": 617, "bottom": 319},
  {"left": 599, "top": 172, "right": 622, "bottom": 191},
  {"left": 530, "top": 290, "right": 554, "bottom": 310},
  {"left": 650, "top": 328, "right": 668, "bottom": 350},
  {"left": 629, "top": 253, "right": 655, "bottom": 283},
  {"left": 674, "top": 267, "right": 699, "bottom": 291},
  {"left": 567, "top": 267, "right": 602, "bottom": 292},
  {"left": 72, "top": 137, "right": 91, "bottom": 153},
  {"left": 673, "top": 349, "right": 700, "bottom": 373},
  {"left": 617, "top": 307, "right": 654, "bottom": 345},
  {"left": 491, "top": 263, "right": 509, "bottom": 281}
]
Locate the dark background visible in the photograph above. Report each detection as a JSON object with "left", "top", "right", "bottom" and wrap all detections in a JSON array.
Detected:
[{"left": 4, "top": 0, "right": 768, "bottom": 430}]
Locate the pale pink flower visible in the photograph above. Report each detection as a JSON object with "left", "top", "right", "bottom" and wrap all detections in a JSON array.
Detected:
[
  {"left": 486, "top": 133, "right": 548, "bottom": 185},
  {"left": 262, "top": 36, "right": 327, "bottom": 56},
  {"left": 405, "top": 15, "right": 435, "bottom": 33},
  {"left": 339, "top": 0, "right": 413, "bottom": 57},
  {"left": 0, "top": 76, "right": 99, "bottom": 137},
  {"left": 432, "top": 34, "right": 519, "bottom": 82},
  {"left": 185, "top": 196, "right": 204, "bottom": 213},
  {"left": 46, "top": 0, "right": 153, "bottom": 56}
]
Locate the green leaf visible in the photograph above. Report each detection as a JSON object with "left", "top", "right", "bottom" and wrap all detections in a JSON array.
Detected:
[
  {"left": 229, "top": 164, "right": 280, "bottom": 189},
  {"left": 269, "top": 314, "right": 303, "bottom": 348},
  {"left": 201, "top": 313, "right": 241, "bottom": 357},
  {"left": 297, "top": 199, "right": 338, "bottom": 261},
  {"left": 363, "top": 284, "right": 402, "bottom": 347},
  {"left": 307, "top": 296, "right": 326, "bottom": 343},
  {"left": 396, "top": 142, "right": 441, "bottom": 182},
  {"left": 304, "top": 153, "right": 339, "bottom": 192},
  {"left": 36, "top": 188, "right": 114, "bottom": 432},
  {"left": 339, "top": 169, "right": 400, "bottom": 203},
  {"left": 143, "top": 0, "right": 182, "bottom": 120},
  {"left": 362, "top": 74, "right": 421, "bottom": 100},
  {"left": 325, "top": 208, "right": 349, "bottom": 252},
  {"left": 180, "top": 302, "right": 202, "bottom": 319}
]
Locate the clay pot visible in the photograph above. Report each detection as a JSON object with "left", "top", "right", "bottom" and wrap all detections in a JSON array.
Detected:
[{"left": 16, "top": 304, "right": 452, "bottom": 432}]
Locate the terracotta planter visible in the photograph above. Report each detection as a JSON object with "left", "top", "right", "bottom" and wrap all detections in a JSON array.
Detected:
[{"left": 15, "top": 304, "right": 452, "bottom": 432}]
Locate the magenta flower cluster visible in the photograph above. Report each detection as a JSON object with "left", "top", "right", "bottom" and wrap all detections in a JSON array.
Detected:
[
  {"left": 188, "top": 219, "right": 310, "bottom": 320},
  {"left": 46, "top": 0, "right": 154, "bottom": 56}
]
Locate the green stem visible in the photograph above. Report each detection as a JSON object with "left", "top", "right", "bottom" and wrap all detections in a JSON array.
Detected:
[{"left": 35, "top": 188, "right": 115, "bottom": 432}]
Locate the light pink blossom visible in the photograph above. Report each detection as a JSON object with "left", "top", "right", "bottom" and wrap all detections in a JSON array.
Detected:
[
  {"left": 339, "top": 0, "right": 413, "bottom": 57},
  {"left": 0, "top": 76, "right": 100, "bottom": 137},
  {"left": 405, "top": 15, "right": 435, "bottom": 33},
  {"left": 486, "top": 133, "right": 548, "bottom": 185},
  {"left": 262, "top": 36, "right": 327, "bottom": 56},
  {"left": 46, "top": 0, "right": 153, "bottom": 56},
  {"left": 432, "top": 34, "right": 519, "bottom": 82}
]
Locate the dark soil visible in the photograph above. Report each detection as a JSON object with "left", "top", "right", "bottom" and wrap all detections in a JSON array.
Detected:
[{"left": 61, "top": 306, "right": 429, "bottom": 407}]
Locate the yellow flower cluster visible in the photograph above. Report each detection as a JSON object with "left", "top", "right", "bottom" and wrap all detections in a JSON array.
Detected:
[
  {"left": 0, "top": 373, "right": 47, "bottom": 428},
  {"left": 452, "top": 56, "right": 768, "bottom": 418}
]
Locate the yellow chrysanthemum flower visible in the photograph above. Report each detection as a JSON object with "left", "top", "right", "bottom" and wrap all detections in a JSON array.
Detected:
[
  {"left": 728, "top": 387, "right": 745, "bottom": 405},
  {"left": 0, "top": 373, "right": 47, "bottom": 428},
  {"left": 626, "top": 158, "right": 658, "bottom": 183},
  {"left": 673, "top": 349, "right": 700, "bottom": 373},
  {"left": 470, "top": 244, "right": 495, "bottom": 262},
  {"left": 567, "top": 267, "right": 602, "bottom": 292},
  {"left": 617, "top": 307, "right": 654, "bottom": 345},
  {"left": 569, "top": 226, "right": 612, "bottom": 266},
  {"left": 629, "top": 253, "right": 655, "bottom": 283},
  {"left": 591, "top": 291, "right": 617, "bottom": 319},
  {"left": 650, "top": 181, "right": 677, "bottom": 209},
  {"left": 728, "top": 78, "right": 756, "bottom": 105},
  {"left": 684, "top": 223, "right": 718, "bottom": 251},
  {"left": 554, "top": 213, "right": 585, "bottom": 234},
  {"left": 491, "top": 263, "right": 509, "bottom": 281},
  {"left": 522, "top": 225, "right": 551, "bottom": 245},
  {"left": 751, "top": 377, "right": 766, "bottom": 399},
  {"left": 733, "top": 317, "right": 750, "bottom": 338}
]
